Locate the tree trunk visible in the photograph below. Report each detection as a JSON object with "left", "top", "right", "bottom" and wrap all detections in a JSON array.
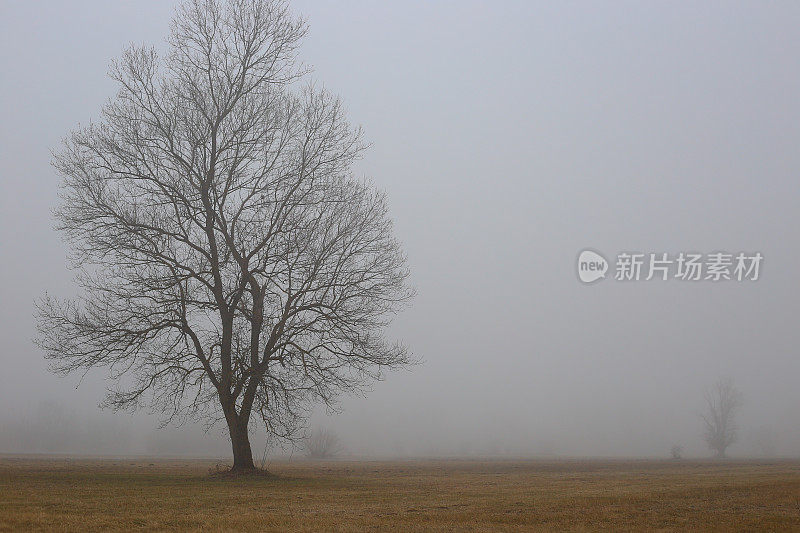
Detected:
[{"left": 228, "top": 419, "right": 256, "bottom": 471}]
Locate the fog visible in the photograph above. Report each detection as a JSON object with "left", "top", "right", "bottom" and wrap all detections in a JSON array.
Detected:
[{"left": 1, "top": 1, "right": 799, "bottom": 459}]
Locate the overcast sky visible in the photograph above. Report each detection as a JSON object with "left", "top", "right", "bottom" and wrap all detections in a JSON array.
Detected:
[{"left": 1, "top": 0, "right": 799, "bottom": 458}]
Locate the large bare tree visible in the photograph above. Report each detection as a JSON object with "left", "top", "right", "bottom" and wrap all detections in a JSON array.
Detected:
[
  {"left": 701, "top": 379, "right": 743, "bottom": 459},
  {"left": 35, "top": 0, "right": 413, "bottom": 472}
]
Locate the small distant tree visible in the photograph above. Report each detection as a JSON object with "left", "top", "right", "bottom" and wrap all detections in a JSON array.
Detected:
[
  {"left": 670, "top": 445, "right": 683, "bottom": 460},
  {"left": 305, "top": 428, "right": 341, "bottom": 458},
  {"left": 747, "top": 426, "right": 777, "bottom": 457},
  {"left": 701, "top": 379, "right": 743, "bottom": 458}
]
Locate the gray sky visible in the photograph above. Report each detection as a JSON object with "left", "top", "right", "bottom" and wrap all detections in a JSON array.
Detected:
[{"left": 1, "top": 0, "right": 799, "bottom": 458}]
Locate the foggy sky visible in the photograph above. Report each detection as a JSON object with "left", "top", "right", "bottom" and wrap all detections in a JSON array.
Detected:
[{"left": 1, "top": 1, "right": 799, "bottom": 458}]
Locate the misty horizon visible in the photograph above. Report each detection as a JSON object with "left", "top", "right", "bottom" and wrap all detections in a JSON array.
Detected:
[{"left": 2, "top": 0, "right": 799, "bottom": 461}]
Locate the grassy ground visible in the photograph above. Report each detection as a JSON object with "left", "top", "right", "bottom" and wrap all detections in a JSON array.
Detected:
[{"left": 1, "top": 456, "right": 799, "bottom": 531}]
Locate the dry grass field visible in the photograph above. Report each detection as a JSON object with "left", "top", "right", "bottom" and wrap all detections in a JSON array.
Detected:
[{"left": 1, "top": 456, "right": 799, "bottom": 531}]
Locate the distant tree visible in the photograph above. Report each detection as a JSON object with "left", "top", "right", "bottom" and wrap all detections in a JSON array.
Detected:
[
  {"left": 701, "top": 379, "right": 743, "bottom": 458},
  {"left": 670, "top": 445, "right": 683, "bottom": 460},
  {"left": 305, "top": 428, "right": 341, "bottom": 459},
  {"left": 35, "top": 0, "right": 413, "bottom": 472},
  {"left": 747, "top": 426, "right": 777, "bottom": 457}
]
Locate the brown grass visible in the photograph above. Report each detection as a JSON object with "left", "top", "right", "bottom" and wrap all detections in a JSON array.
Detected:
[{"left": 1, "top": 456, "right": 799, "bottom": 531}]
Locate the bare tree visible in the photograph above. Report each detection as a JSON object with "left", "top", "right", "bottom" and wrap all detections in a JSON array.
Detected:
[
  {"left": 35, "top": 0, "right": 413, "bottom": 472},
  {"left": 701, "top": 379, "right": 743, "bottom": 458},
  {"left": 304, "top": 428, "right": 341, "bottom": 459}
]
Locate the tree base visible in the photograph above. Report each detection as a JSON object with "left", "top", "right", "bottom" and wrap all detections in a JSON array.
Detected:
[{"left": 208, "top": 463, "right": 276, "bottom": 479}]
